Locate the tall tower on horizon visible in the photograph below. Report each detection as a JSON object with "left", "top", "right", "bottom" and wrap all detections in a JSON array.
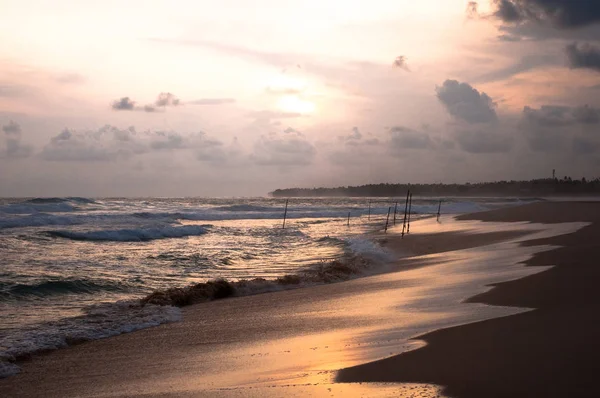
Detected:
[{"left": 553, "top": 169, "right": 556, "bottom": 179}]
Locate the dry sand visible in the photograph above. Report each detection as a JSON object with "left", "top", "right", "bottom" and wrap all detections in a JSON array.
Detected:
[{"left": 1, "top": 202, "right": 595, "bottom": 397}]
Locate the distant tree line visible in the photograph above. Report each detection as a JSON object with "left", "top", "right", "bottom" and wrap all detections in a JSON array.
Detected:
[{"left": 270, "top": 177, "right": 600, "bottom": 197}]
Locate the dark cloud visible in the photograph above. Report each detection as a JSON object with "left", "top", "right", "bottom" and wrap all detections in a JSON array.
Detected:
[
  {"left": 155, "top": 92, "right": 180, "bottom": 107},
  {"left": 455, "top": 129, "right": 513, "bottom": 153},
  {"left": 524, "top": 105, "right": 600, "bottom": 126},
  {"left": 392, "top": 56, "right": 410, "bottom": 71},
  {"left": 389, "top": 126, "right": 433, "bottom": 150},
  {"left": 111, "top": 97, "right": 136, "bottom": 111},
  {"left": 487, "top": 0, "right": 600, "bottom": 29},
  {"left": 494, "top": 0, "right": 523, "bottom": 23},
  {"left": 497, "top": 22, "right": 600, "bottom": 41},
  {"left": 436, "top": 80, "right": 497, "bottom": 123},
  {"left": 566, "top": 42, "right": 600, "bottom": 72},
  {"left": 2, "top": 121, "right": 32, "bottom": 158},
  {"left": 521, "top": 105, "right": 600, "bottom": 152},
  {"left": 573, "top": 137, "right": 600, "bottom": 154},
  {"left": 251, "top": 129, "right": 316, "bottom": 166}
]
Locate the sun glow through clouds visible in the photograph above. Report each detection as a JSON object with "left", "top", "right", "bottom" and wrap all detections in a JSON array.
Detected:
[{"left": 278, "top": 95, "right": 316, "bottom": 114}]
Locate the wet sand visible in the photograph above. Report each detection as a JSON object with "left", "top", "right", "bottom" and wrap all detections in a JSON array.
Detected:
[
  {"left": 0, "top": 202, "right": 592, "bottom": 397},
  {"left": 338, "top": 202, "right": 600, "bottom": 397}
]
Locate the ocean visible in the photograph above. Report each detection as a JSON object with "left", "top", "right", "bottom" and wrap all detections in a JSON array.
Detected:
[{"left": 0, "top": 196, "right": 535, "bottom": 377}]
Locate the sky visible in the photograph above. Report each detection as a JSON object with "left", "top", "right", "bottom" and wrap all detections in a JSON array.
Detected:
[{"left": 1, "top": 0, "right": 599, "bottom": 197}]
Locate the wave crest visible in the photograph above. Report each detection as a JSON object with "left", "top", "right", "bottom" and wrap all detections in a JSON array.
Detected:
[
  {"left": 141, "top": 255, "right": 376, "bottom": 307},
  {"left": 47, "top": 225, "right": 210, "bottom": 242}
]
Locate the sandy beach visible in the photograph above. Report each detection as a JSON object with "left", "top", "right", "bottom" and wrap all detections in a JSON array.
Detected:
[{"left": 1, "top": 201, "right": 597, "bottom": 397}]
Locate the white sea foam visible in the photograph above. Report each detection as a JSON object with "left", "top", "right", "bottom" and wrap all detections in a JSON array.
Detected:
[{"left": 0, "top": 301, "right": 181, "bottom": 378}]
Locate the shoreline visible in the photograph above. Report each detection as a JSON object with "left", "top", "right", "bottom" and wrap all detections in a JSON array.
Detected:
[
  {"left": 337, "top": 202, "right": 600, "bottom": 397},
  {"left": 0, "top": 202, "right": 590, "bottom": 397}
]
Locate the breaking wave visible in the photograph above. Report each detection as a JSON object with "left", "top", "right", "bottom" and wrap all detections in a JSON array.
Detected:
[
  {"left": 47, "top": 225, "right": 210, "bottom": 242},
  {"left": 0, "top": 279, "right": 130, "bottom": 300},
  {"left": 142, "top": 236, "right": 393, "bottom": 307},
  {"left": 0, "top": 301, "right": 181, "bottom": 378},
  {"left": 0, "top": 197, "right": 98, "bottom": 215}
]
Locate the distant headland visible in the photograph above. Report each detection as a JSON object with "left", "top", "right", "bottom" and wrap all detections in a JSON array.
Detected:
[{"left": 270, "top": 177, "right": 600, "bottom": 197}]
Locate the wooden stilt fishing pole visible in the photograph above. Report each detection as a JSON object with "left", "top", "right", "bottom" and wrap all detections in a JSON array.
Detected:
[
  {"left": 393, "top": 201, "right": 398, "bottom": 225},
  {"left": 384, "top": 207, "right": 391, "bottom": 233},
  {"left": 437, "top": 199, "right": 442, "bottom": 222},
  {"left": 401, "top": 190, "right": 410, "bottom": 237},
  {"left": 407, "top": 193, "right": 413, "bottom": 234},
  {"left": 282, "top": 199, "right": 289, "bottom": 229}
]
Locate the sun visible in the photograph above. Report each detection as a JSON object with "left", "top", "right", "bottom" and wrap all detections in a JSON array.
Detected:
[{"left": 277, "top": 95, "right": 316, "bottom": 114}]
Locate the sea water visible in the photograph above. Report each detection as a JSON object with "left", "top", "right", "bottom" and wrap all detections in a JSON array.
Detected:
[{"left": 0, "top": 196, "right": 535, "bottom": 376}]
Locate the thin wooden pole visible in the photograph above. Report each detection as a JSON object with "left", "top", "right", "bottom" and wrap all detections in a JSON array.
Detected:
[
  {"left": 401, "top": 190, "right": 410, "bottom": 237},
  {"left": 347, "top": 212, "right": 350, "bottom": 227},
  {"left": 368, "top": 200, "right": 371, "bottom": 221},
  {"left": 384, "top": 207, "right": 391, "bottom": 233},
  {"left": 407, "top": 193, "right": 413, "bottom": 234},
  {"left": 437, "top": 199, "right": 442, "bottom": 222},
  {"left": 393, "top": 201, "right": 398, "bottom": 225},
  {"left": 282, "top": 199, "right": 289, "bottom": 229}
]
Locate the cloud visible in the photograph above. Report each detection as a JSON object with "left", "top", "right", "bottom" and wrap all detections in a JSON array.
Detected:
[
  {"left": 392, "top": 56, "right": 410, "bottom": 71},
  {"left": 521, "top": 105, "right": 600, "bottom": 152},
  {"left": 251, "top": 128, "right": 316, "bottom": 166},
  {"left": 497, "top": 34, "right": 522, "bottom": 42},
  {"left": 336, "top": 127, "right": 382, "bottom": 147},
  {"left": 187, "top": 98, "right": 236, "bottom": 105},
  {"left": 338, "top": 127, "right": 362, "bottom": 143},
  {"left": 573, "top": 137, "right": 600, "bottom": 154},
  {"left": 436, "top": 80, "right": 497, "bottom": 123},
  {"left": 41, "top": 127, "right": 137, "bottom": 161},
  {"left": 111, "top": 97, "right": 136, "bottom": 111},
  {"left": 486, "top": 0, "right": 600, "bottom": 29},
  {"left": 474, "top": 54, "right": 558, "bottom": 83},
  {"left": 389, "top": 126, "right": 433, "bottom": 150},
  {"left": 566, "top": 42, "right": 600, "bottom": 72},
  {"left": 39, "top": 125, "right": 223, "bottom": 162},
  {"left": 524, "top": 105, "right": 600, "bottom": 126},
  {"left": 111, "top": 93, "right": 185, "bottom": 112},
  {"left": 155, "top": 92, "right": 180, "bottom": 107},
  {"left": 2, "top": 121, "right": 33, "bottom": 158},
  {"left": 454, "top": 129, "right": 513, "bottom": 153},
  {"left": 196, "top": 137, "right": 242, "bottom": 164},
  {"left": 2, "top": 120, "right": 22, "bottom": 135}
]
